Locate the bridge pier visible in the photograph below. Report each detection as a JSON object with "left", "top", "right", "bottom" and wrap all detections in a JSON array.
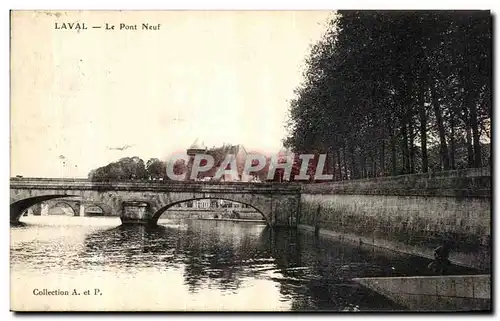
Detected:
[
  {"left": 78, "top": 204, "right": 85, "bottom": 217},
  {"left": 40, "top": 203, "right": 49, "bottom": 216},
  {"left": 120, "top": 201, "right": 153, "bottom": 225}
]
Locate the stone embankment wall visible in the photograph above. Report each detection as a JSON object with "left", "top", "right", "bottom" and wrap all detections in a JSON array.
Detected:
[
  {"left": 299, "top": 168, "right": 491, "bottom": 271},
  {"left": 353, "top": 275, "right": 490, "bottom": 311}
]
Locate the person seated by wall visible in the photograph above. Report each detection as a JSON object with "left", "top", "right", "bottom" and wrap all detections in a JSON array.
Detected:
[{"left": 428, "top": 241, "right": 452, "bottom": 274}]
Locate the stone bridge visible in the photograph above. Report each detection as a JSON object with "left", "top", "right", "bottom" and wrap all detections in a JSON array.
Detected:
[{"left": 10, "top": 178, "right": 301, "bottom": 227}]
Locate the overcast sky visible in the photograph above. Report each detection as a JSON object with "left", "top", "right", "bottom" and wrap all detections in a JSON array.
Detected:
[{"left": 11, "top": 11, "right": 332, "bottom": 178}]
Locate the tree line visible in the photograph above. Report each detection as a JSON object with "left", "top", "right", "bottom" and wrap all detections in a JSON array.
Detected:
[
  {"left": 87, "top": 154, "right": 311, "bottom": 182},
  {"left": 284, "top": 10, "right": 491, "bottom": 180},
  {"left": 88, "top": 154, "right": 275, "bottom": 182},
  {"left": 88, "top": 157, "right": 187, "bottom": 181}
]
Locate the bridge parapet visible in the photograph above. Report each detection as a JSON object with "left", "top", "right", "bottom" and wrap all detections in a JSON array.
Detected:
[
  {"left": 301, "top": 167, "right": 491, "bottom": 198},
  {"left": 10, "top": 178, "right": 301, "bottom": 194}
]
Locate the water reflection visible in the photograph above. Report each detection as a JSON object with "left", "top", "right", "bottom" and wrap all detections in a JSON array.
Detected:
[
  {"left": 10, "top": 217, "right": 480, "bottom": 311},
  {"left": 77, "top": 220, "right": 406, "bottom": 310},
  {"left": 81, "top": 221, "right": 275, "bottom": 293}
]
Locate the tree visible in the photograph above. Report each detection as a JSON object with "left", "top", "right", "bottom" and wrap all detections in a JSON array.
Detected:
[
  {"left": 146, "top": 158, "right": 167, "bottom": 180},
  {"left": 172, "top": 159, "right": 188, "bottom": 176},
  {"left": 284, "top": 10, "right": 491, "bottom": 180},
  {"left": 88, "top": 156, "right": 148, "bottom": 181}
]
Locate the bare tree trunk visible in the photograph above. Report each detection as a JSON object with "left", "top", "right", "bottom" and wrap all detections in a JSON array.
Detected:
[
  {"left": 330, "top": 151, "right": 335, "bottom": 178},
  {"left": 419, "top": 89, "right": 428, "bottom": 173},
  {"left": 464, "top": 42, "right": 482, "bottom": 168},
  {"left": 349, "top": 145, "right": 357, "bottom": 179},
  {"left": 380, "top": 139, "right": 385, "bottom": 176},
  {"left": 449, "top": 112, "right": 456, "bottom": 169},
  {"left": 388, "top": 123, "right": 397, "bottom": 176},
  {"left": 409, "top": 116, "right": 415, "bottom": 174},
  {"left": 466, "top": 126, "right": 474, "bottom": 167},
  {"left": 371, "top": 156, "right": 376, "bottom": 178},
  {"left": 429, "top": 77, "right": 450, "bottom": 170},
  {"left": 342, "top": 147, "right": 348, "bottom": 180},
  {"left": 337, "top": 150, "right": 342, "bottom": 181},
  {"left": 418, "top": 69, "right": 429, "bottom": 173},
  {"left": 460, "top": 106, "right": 474, "bottom": 167},
  {"left": 401, "top": 122, "right": 410, "bottom": 174},
  {"left": 360, "top": 155, "right": 366, "bottom": 178},
  {"left": 469, "top": 102, "right": 482, "bottom": 168}
]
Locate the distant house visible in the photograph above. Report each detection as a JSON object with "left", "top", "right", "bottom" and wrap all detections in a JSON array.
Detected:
[
  {"left": 207, "top": 143, "right": 252, "bottom": 182},
  {"left": 186, "top": 139, "right": 255, "bottom": 182},
  {"left": 173, "top": 199, "right": 248, "bottom": 209}
]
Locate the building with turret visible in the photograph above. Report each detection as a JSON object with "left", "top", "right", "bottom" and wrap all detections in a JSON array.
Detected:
[
  {"left": 185, "top": 139, "right": 258, "bottom": 182},
  {"left": 185, "top": 138, "right": 207, "bottom": 180}
]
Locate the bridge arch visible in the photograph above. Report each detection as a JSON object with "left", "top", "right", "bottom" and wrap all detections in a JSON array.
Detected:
[
  {"left": 49, "top": 201, "right": 82, "bottom": 216},
  {"left": 150, "top": 197, "right": 270, "bottom": 225},
  {"left": 10, "top": 194, "right": 78, "bottom": 223},
  {"left": 97, "top": 203, "right": 113, "bottom": 215},
  {"left": 84, "top": 204, "right": 105, "bottom": 215},
  {"left": 81, "top": 202, "right": 113, "bottom": 216}
]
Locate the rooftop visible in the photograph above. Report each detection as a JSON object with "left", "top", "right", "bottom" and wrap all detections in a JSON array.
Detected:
[{"left": 188, "top": 138, "right": 207, "bottom": 151}]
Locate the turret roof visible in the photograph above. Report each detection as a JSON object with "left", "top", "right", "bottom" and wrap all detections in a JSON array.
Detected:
[{"left": 188, "top": 138, "right": 206, "bottom": 150}]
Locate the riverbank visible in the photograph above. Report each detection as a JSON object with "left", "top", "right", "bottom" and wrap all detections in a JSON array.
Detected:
[
  {"left": 297, "top": 224, "right": 490, "bottom": 311},
  {"left": 298, "top": 169, "right": 491, "bottom": 271},
  {"left": 297, "top": 224, "right": 489, "bottom": 273}
]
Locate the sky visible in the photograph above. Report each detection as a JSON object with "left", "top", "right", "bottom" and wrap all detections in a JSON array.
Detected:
[{"left": 11, "top": 11, "right": 333, "bottom": 178}]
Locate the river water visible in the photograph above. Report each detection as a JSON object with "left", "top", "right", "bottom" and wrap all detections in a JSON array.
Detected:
[{"left": 10, "top": 215, "right": 478, "bottom": 311}]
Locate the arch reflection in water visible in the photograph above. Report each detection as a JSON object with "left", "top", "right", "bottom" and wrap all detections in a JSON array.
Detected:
[
  {"left": 13, "top": 217, "right": 472, "bottom": 310},
  {"left": 78, "top": 220, "right": 406, "bottom": 310},
  {"left": 81, "top": 220, "right": 274, "bottom": 293}
]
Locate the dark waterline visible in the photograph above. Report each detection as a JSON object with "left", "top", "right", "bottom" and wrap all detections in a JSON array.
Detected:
[{"left": 11, "top": 216, "right": 480, "bottom": 311}]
